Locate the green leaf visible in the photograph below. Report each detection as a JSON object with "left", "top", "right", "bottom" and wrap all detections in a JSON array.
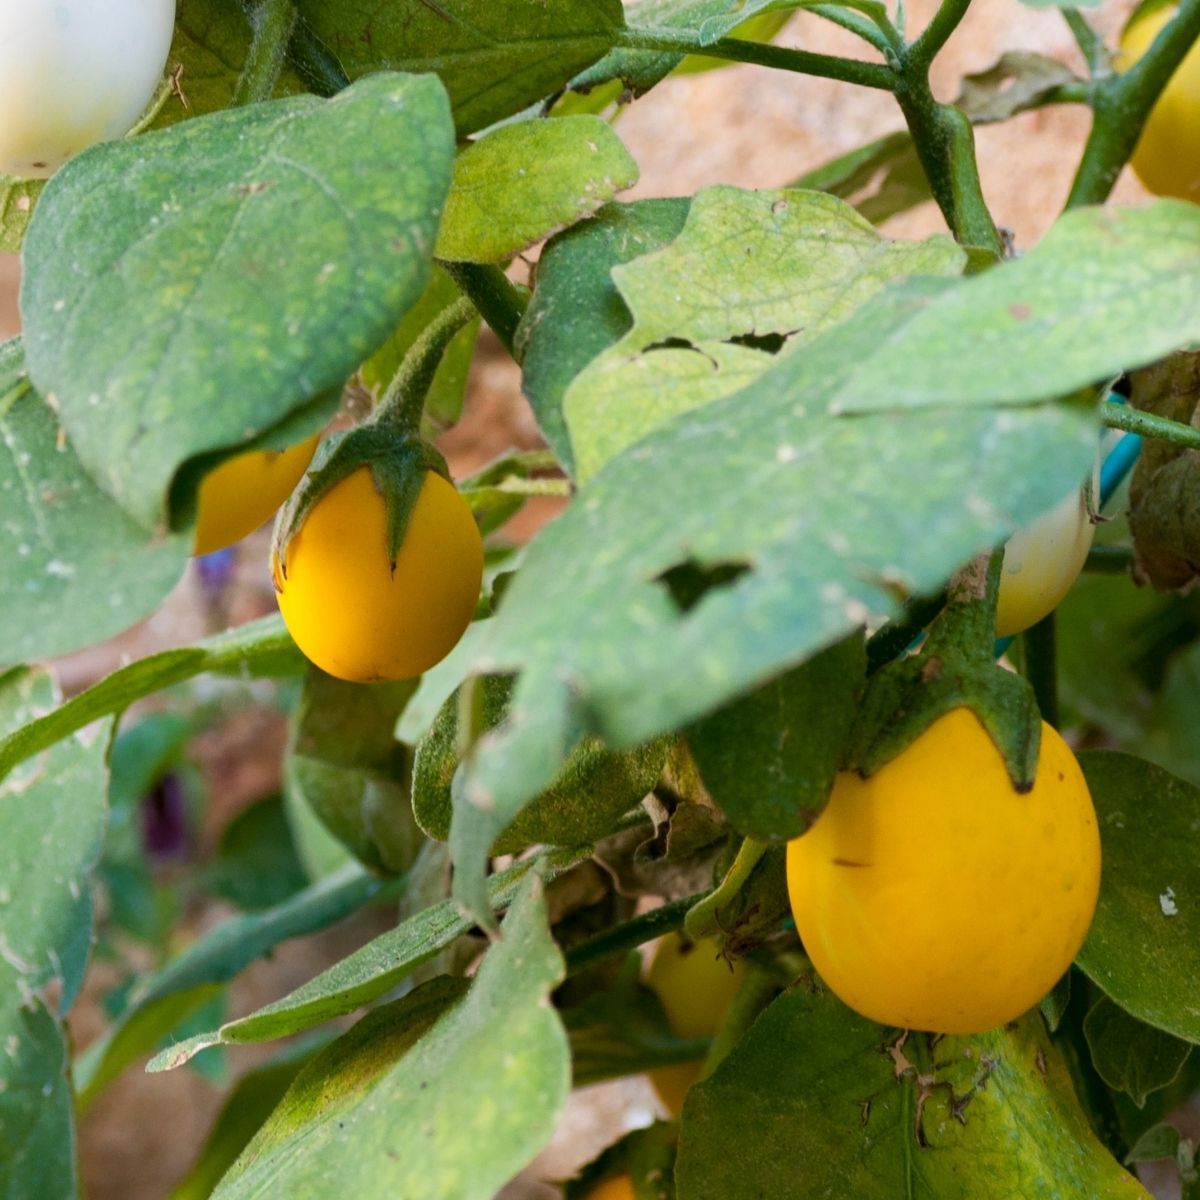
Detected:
[
  {"left": 1126, "top": 1123, "right": 1183, "bottom": 1164},
  {"left": 437, "top": 116, "right": 639, "bottom": 263},
  {"left": 75, "top": 862, "right": 383, "bottom": 1108},
  {"left": 0, "top": 669, "right": 110, "bottom": 1200},
  {"left": 294, "top": 0, "right": 625, "bottom": 135},
  {"left": 149, "top": 847, "right": 587, "bottom": 1068},
  {"left": 414, "top": 675, "right": 666, "bottom": 854},
  {"left": 206, "top": 796, "right": 310, "bottom": 911},
  {"left": 675, "top": 978, "right": 1149, "bottom": 1198},
  {"left": 214, "top": 875, "right": 569, "bottom": 1200},
  {"left": 517, "top": 197, "right": 690, "bottom": 471},
  {"left": 565, "top": 1121, "right": 678, "bottom": 1200},
  {"left": 1077, "top": 751, "right": 1200, "bottom": 1043},
  {"left": 1084, "top": 995, "right": 1192, "bottom": 1108},
  {"left": 449, "top": 201, "right": 1200, "bottom": 922},
  {"left": 22, "top": 72, "right": 455, "bottom": 531},
  {"left": 562, "top": 186, "right": 964, "bottom": 480},
  {"left": 170, "top": 1040, "right": 324, "bottom": 1200},
  {"left": 0, "top": 341, "right": 189, "bottom": 665},
  {"left": 286, "top": 671, "right": 421, "bottom": 874},
  {"left": 359, "top": 265, "right": 479, "bottom": 434},
  {"left": 687, "top": 632, "right": 865, "bottom": 840},
  {"left": 0, "top": 615, "right": 301, "bottom": 785},
  {"left": 955, "top": 52, "right": 1083, "bottom": 123}
]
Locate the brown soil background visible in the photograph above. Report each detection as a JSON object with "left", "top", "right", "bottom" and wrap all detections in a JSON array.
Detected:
[{"left": 5, "top": 1, "right": 1183, "bottom": 1195}]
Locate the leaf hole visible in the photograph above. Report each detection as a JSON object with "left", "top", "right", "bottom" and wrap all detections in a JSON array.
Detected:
[{"left": 656, "top": 557, "right": 752, "bottom": 614}]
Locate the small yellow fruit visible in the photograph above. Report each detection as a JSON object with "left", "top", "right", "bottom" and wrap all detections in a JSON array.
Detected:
[
  {"left": 273, "top": 466, "right": 483, "bottom": 682},
  {"left": 586, "top": 1176, "right": 636, "bottom": 1200},
  {"left": 1119, "top": 3, "right": 1200, "bottom": 201},
  {"left": 645, "top": 933, "right": 746, "bottom": 1117},
  {"left": 786, "top": 707, "right": 1100, "bottom": 1034},
  {"left": 193, "top": 436, "right": 320, "bottom": 556}
]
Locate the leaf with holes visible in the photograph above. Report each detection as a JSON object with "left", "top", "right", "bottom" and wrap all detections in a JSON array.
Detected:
[
  {"left": 518, "top": 197, "right": 690, "bottom": 471},
  {"left": 450, "top": 203, "right": 1200, "bottom": 921},
  {"left": 21, "top": 72, "right": 454, "bottom": 531},
  {"left": 562, "top": 186, "right": 965, "bottom": 480}
]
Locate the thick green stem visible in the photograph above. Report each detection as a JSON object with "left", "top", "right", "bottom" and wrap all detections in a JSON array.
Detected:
[
  {"left": 617, "top": 27, "right": 896, "bottom": 91},
  {"left": 1066, "top": 0, "right": 1200, "bottom": 207},
  {"left": 232, "top": 0, "right": 298, "bottom": 107},
  {"left": 287, "top": 17, "right": 350, "bottom": 97},
  {"left": 438, "top": 261, "right": 529, "bottom": 360},
  {"left": 1103, "top": 399, "right": 1200, "bottom": 449},
  {"left": 374, "top": 297, "right": 476, "bottom": 434},
  {"left": 894, "top": 78, "right": 1004, "bottom": 256}
]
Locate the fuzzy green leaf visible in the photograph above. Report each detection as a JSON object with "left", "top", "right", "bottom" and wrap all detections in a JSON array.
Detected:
[
  {"left": 437, "top": 116, "right": 639, "bottom": 264},
  {"left": 294, "top": 0, "right": 625, "bottom": 135},
  {"left": 517, "top": 197, "right": 690, "bottom": 471},
  {"left": 562, "top": 186, "right": 965, "bottom": 480},
  {"left": 213, "top": 876, "right": 569, "bottom": 1200},
  {"left": 0, "top": 341, "right": 188, "bottom": 665},
  {"left": 22, "top": 73, "right": 455, "bottom": 531},
  {"left": 1084, "top": 995, "right": 1192, "bottom": 1108},
  {"left": 0, "top": 669, "right": 110, "bottom": 1200},
  {"left": 149, "top": 847, "right": 586, "bottom": 1068},
  {"left": 675, "top": 978, "right": 1149, "bottom": 1198},
  {"left": 1077, "top": 751, "right": 1200, "bottom": 1043}
]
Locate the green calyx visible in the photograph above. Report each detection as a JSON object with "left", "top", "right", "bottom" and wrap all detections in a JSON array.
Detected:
[
  {"left": 845, "top": 551, "right": 1043, "bottom": 790},
  {"left": 271, "top": 422, "right": 450, "bottom": 579}
]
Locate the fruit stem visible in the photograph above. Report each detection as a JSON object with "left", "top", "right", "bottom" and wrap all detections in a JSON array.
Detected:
[
  {"left": 232, "top": 0, "right": 298, "bottom": 108},
  {"left": 1102, "top": 400, "right": 1200, "bottom": 451},
  {"left": 1065, "top": 0, "right": 1200, "bottom": 208},
  {"left": 439, "top": 262, "right": 529, "bottom": 360},
  {"left": 563, "top": 893, "right": 707, "bottom": 976},
  {"left": 375, "top": 297, "right": 477, "bottom": 435},
  {"left": 685, "top": 838, "right": 769, "bottom": 942}
]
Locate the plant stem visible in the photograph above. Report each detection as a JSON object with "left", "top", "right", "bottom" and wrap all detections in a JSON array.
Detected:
[
  {"left": 1102, "top": 400, "right": 1200, "bottom": 450},
  {"left": 1066, "top": 0, "right": 1200, "bottom": 207},
  {"left": 865, "top": 591, "right": 946, "bottom": 673},
  {"left": 908, "top": 0, "right": 971, "bottom": 70},
  {"left": 1023, "top": 613, "right": 1059, "bottom": 729},
  {"left": 806, "top": 4, "right": 904, "bottom": 61},
  {"left": 1062, "top": 8, "right": 1109, "bottom": 77},
  {"left": 438, "top": 261, "right": 529, "bottom": 360},
  {"left": 893, "top": 76, "right": 1004, "bottom": 256},
  {"left": 685, "top": 838, "right": 768, "bottom": 941},
  {"left": 375, "top": 297, "right": 476, "bottom": 434},
  {"left": 617, "top": 27, "right": 897, "bottom": 91},
  {"left": 564, "top": 894, "right": 704, "bottom": 975},
  {"left": 232, "top": 0, "right": 298, "bottom": 107}
]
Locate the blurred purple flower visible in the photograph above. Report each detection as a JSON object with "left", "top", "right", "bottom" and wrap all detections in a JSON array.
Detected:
[
  {"left": 196, "top": 547, "right": 237, "bottom": 593},
  {"left": 141, "top": 773, "right": 189, "bottom": 860}
]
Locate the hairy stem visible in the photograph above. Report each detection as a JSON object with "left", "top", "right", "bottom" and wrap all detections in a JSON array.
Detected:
[
  {"left": 232, "top": 0, "right": 298, "bottom": 107},
  {"left": 1103, "top": 399, "right": 1200, "bottom": 450},
  {"left": 439, "top": 261, "right": 529, "bottom": 360}
]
